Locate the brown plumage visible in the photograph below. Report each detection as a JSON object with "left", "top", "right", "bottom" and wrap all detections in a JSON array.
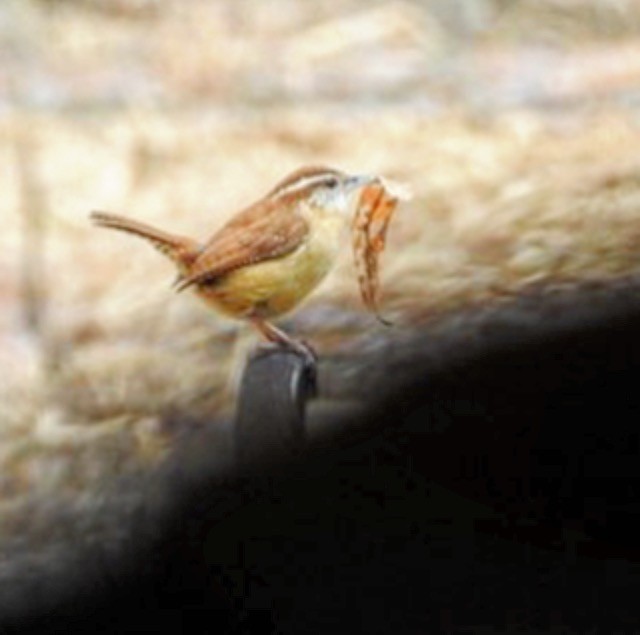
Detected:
[
  {"left": 90, "top": 166, "right": 401, "bottom": 359},
  {"left": 90, "top": 212, "right": 200, "bottom": 275},
  {"left": 174, "top": 195, "right": 309, "bottom": 292}
]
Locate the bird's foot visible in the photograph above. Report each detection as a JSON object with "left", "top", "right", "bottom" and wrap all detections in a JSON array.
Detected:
[
  {"left": 249, "top": 318, "right": 318, "bottom": 381},
  {"left": 253, "top": 338, "right": 317, "bottom": 370},
  {"left": 288, "top": 338, "right": 318, "bottom": 370}
]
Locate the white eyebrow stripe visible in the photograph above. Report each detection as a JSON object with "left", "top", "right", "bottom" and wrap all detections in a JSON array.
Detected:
[{"left": 272, "top": 173, "right": 339, "bottom": 198}]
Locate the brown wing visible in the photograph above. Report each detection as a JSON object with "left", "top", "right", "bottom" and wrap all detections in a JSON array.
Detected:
[
  {"left": 175, "top": 197, "right": 309, "bottom": 291},
  {"left": 352, "top": 181, "right": 399, "bottom": 325}
]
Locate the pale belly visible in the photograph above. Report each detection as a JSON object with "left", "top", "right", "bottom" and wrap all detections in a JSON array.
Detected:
[{"left": 195, "top": 215, "right": 346, "bottom": 320}]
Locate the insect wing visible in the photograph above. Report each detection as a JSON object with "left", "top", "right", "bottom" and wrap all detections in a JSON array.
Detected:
[{"left": 352, "top": 182, "right": 399, "bottom": 324}]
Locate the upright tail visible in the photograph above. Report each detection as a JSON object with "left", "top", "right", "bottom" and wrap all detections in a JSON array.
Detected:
[{"left": 90, "top": 211, "right": 201, "bottom": 274}]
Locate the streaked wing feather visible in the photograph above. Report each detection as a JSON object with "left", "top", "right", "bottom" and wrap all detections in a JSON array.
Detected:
[
  {"left": 352, "top": 182, "right": 399, "bottom": 325},
  {"left": 176, "top": 198, "right": 308, "bottom": 291}
]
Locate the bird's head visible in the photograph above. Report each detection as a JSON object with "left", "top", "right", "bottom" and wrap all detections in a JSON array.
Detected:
[{"left": 269, "top": 166, "right": 376, "bottom": 218}]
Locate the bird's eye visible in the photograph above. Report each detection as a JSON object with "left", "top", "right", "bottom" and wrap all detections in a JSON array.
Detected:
[{"left": 325, "top": 177, "right": 339, "bottom": 189}]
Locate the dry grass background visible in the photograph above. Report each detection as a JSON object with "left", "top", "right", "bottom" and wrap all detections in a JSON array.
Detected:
[{"left": 2, "top": 0, "right": 640, "bottom": 539}]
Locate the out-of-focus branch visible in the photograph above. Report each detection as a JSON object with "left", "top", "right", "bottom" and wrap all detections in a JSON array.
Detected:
[{"left": 14, "top": 121, "right": 48, "bottom": 336}]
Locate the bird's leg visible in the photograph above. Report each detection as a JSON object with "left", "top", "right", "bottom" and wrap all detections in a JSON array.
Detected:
[{"left": 250, "top": 318, "right": 318, "bottom": 368}]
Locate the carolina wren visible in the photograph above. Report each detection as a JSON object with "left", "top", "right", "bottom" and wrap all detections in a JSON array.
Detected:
[{"left": 91, "top": 166, "right": 400, "bottom": 358}]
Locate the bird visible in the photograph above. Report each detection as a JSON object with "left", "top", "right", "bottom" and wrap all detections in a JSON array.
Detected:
[{"left": 90, "top": 165, "right": 397, "bottom": 362}]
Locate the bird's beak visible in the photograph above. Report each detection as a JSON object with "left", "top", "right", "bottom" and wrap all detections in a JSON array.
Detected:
[
  {"left": 345, "top": 174, "right": 377, "bottom": 191},
  {"left": 350, "top": 174, "right": 413, "bottom": 202}
]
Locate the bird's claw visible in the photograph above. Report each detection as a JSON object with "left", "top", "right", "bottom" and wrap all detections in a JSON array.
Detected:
[
  {"left": 291, "top": 339, "right": 318, "bottom": 370},
  {"left": 252, "top": 339, "right": 317, "bottom": 368}
]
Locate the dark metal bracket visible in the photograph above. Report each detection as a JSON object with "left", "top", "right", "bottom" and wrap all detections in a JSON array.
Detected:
[{"left": 234, "top": 349, "right": 317, "bottom": 465}]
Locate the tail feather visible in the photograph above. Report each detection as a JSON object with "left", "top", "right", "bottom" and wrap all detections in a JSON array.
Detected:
[{"left": 90, "top": 211, "right": 200, "bottom": 273}]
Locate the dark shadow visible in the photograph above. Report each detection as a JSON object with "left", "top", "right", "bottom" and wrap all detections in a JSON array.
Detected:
[{"left": 3, "top": 279, "right": 640, "bottom": 633}]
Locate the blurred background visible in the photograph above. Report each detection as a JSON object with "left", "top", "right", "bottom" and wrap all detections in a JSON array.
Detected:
[{"left": 2, "top": 0, "right": 640, "bottom": 536}]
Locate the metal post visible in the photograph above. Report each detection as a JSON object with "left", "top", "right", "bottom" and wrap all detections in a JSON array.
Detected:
[{"left": 234, "top": 349, "right": 317, "bottom": 465}]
